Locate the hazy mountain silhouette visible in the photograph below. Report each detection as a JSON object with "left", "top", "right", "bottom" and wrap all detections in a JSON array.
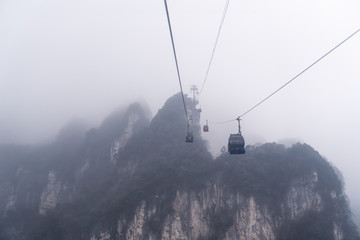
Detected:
[{"left": 0, "top": 93, "right": 358, "bottom": 240}]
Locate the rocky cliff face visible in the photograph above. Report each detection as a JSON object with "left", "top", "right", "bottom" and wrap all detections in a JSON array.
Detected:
[
  {"left": 39, "top": 171, "right": 61, "bottom": 215},
  {"left": 0, "top": 94, "right": 358, "bottom": 240},
  {"left": 89, "top": 173, "right": 324, "bottom": 240}
]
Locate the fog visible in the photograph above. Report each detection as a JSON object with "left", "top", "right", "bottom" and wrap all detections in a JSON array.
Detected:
[{"left": 1, "top": 0, "right": 360, "bottom": 221}]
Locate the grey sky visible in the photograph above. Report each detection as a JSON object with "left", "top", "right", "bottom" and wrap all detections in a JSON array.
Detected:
[{"left": 1, "top": 0, "right": 360, "bottom": 218}]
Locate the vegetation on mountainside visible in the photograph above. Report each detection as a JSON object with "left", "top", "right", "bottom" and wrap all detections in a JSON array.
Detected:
[
  {"left": 0, "top": 94, "right": 359, "bottom": 239},
  {"left": 215, "top": 142, "right": 342, "bottom": 203}
]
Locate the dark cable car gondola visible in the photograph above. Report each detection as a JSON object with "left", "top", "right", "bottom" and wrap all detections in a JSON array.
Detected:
[
  {"left": 228, "top": 117, "right": 245, "bottom": 154},
  {"left": 186, "top": 132, "right": 193, "bottom": 142},
  {"left": 185, "top": 124, "right": 194, "bottom": 143},
  {"left": 203, "top": 120, "right": 209, "bottom": 132},
  {"left": 228, "top": 134, "right": 245, "bottom": 154}
]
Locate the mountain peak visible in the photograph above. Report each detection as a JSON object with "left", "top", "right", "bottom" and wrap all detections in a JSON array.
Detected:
[{"left": 0, "top": 94, "right": 358, "bottom": 240}]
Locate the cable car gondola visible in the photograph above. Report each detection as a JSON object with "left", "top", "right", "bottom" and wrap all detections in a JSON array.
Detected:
[
  {"left": 228, "top": 117, "right": 245, "bottom": 154},
  {"left": 203, "top": 120, "right": 209, "bottom": 132},
  {"left": 203, "top": 125, "right": 209, "bottom": 132},
  {"left": 228, "top": 133, "right": 245, "bottom": 154},
  {"left": 186, "top": 132, "right": 194, "bottom": 143}
]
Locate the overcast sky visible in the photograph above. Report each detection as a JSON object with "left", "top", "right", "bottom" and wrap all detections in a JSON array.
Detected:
[{"left": 1, "top": 0, "right": 360, "bottom": 218}]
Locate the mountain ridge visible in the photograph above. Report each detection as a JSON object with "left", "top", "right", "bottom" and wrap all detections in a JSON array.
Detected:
[{"left": 0, "top": 93, "right": 358, "bottom": 240}]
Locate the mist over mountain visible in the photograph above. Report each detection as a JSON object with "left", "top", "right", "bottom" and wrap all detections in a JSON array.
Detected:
[{"left": 0, "top": 93, "right": 358, "bottom": 240}]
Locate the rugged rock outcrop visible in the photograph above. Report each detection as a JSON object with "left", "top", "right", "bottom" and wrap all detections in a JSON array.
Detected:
[
  {"left": 39, "top": 171, "right": 61, "bottom": 215},
  {"left": 88, "top": 173, "right": 329, "bottom": 240}
]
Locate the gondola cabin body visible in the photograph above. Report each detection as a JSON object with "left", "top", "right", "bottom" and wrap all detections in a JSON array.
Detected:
[
  {"left": 203, "top": 125, "right": 209, "bottom": 132},
  {"left": 203, "top": 120, "right": 209, "bottom": 132},
  {"left": 186, "top": 132, "right": 194, "bottom": 143},
  {"left": 228, "top": 133, "right": 245, "bottom": 154}
]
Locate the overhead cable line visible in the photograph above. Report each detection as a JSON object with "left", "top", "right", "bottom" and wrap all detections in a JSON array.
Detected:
[
  {"left": 164, "top": 0, "right": 189, "bottom": 124},
  {"left": 206, "top": 27, "right": 359, "bottom": 124},
  {"left": 237, "top": 27, "right": 360, "bottom": 119},
  {"left": 199, "top": 0, "right": 231, "bottom": 96},
  {"left": 211, "top": 27, "right": 360, "bottom": 124}
]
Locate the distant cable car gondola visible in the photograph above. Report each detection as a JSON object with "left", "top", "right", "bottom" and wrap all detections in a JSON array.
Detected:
[
  {"left": 203, "top": 125, "right": 209, "bottom": 132},
  {"left": 228, "top": 117, "right": 245, "bottom": 154},
  {"left": 203, "top": 120, "right": 209, "bottom": 132},
  {"left": 186, "top": 132, "right": 194, "bottom": 143},
  {"left": 185, "top": 124, "right": 194, "bottom": 142}
]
